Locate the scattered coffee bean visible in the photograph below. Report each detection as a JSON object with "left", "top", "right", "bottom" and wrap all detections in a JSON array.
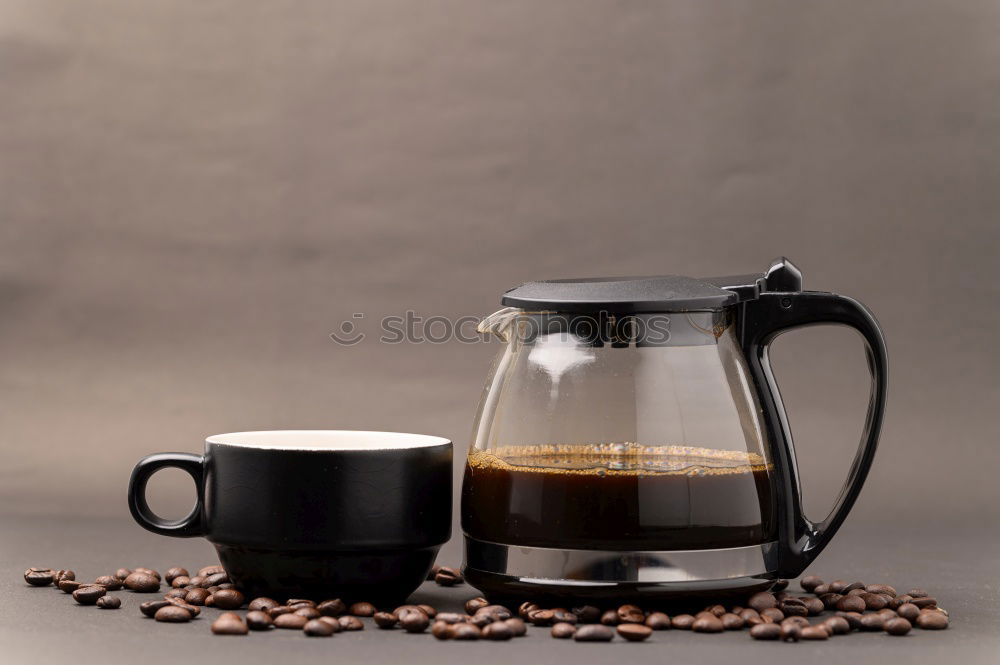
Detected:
[
  {"left": 802, "top": 597, "right": 825, "bottom": 615},
  {"left": 170, "top": 576, "right": 190, "bottom": 589},
  {"left": 916, "top": 611, "right": 948, "bottom": 630},
  {"left": 598, "top": 610, "right": 618, "bottom": 626},
  {"left": 452, "top": 623, "right": 480, "bottom": 640},
  {"left": 58, "top": 579, "right": 84, "bottom": 594},
  {"left": 338, "top": 616, "right": 364, "bottom": 631},
  {"left": 800, "top": 626, "right": 829, "bottom": 640},
  {"left": 617, "top": 624, "right": 652, "bottom": 642},
  {"left": 53, "top": 570, "right": 75, "bottom": 585},
  {"left": 316, "top": 616, "right": 342, "bottom": 632},
  {"left": 505, "top": 618, "right": 527, "bottom": 636},
  {"left": 432, "top": 621, "right": 453, "bottom": 640},
  {"left": 114, "top": 568, "right": 131, "bottom": 581},
  {"left": 692, "top": 615, "right": 724, "bottom": 633},
  {"left": 760, "top": 608, "right": 784, "bottom": 622},
  {"left": 203, "top": 572, "right": 228, "bottom": 587},
  {"left": 748, "top": 592, "right": 777, "bottom": 611},
  {"left": 436, "top": 612, "right": 471, "bottom": 624},
  {"left": 672, "top": 614, "right": 695, "bottom": 629},
  {"left": 800, "top": 575, "right": 824, "bottom": 592},
  {"left": 828, "top": 580, "right": 847, "bottom": 593},
  {"left": 268, "top": 606, "right": 293, "bottom": 618},
  {"left": 165, "top": 597, "right": 201, "bottom": 616},
  {"left": 133, "top": 568, "right": 161, "bottom": 581},
  {"left": 93, "top": 575, "right": 122, "bottom": 591},
  {"left": 812, "top": 583, "right": 831, "bottom": 595},
  {"left": 317, "top": 598, "right": 346, "bottom": 616},
  {"left": 187, "top": 576, "right": 206, "bottom": 587},
  {"left": 434, "top": 567, "right": 463, "bottom": 586},
  {"left": 73, "top": 585, "right": 107, "bottom": 605},
  {"left": 246, "top": 610, "right": 273, "bottom": 630},
  {"left": 197, "top": 565, "right": 224, "bottom": 577},
  {"left": 878, "top": 608, "right": 898, "bottom": 621},
  {"left": 465, "top": 597, "right": 488, "bottom": 614},
  {"left": 212, "top": 612, "right": 249, "bottom": 635},
  {"left": 781, "top": 616, "right": 809, "bottom": 628},
  {"left": 859, "top": 614, "right": 885, "bottom": 631},
  {"left": 721, "top": 613, "right": 745, "bottom": 630},
  {"left": 304, "top": 619, "right": 336, "bottom": 637},
  {"left": 164, "top": 589, "right": 187, "bottom": 600},
  {"left": 907, "top": 588, "right": 929, "bottom": 599},
  {"left": 574, "top": 624, "right": 614, "bottom": 642},
  {"left": 96, "top": 596, "right": 121, "bottom": 609},
  {"left": 820, "top": 593, "right": 843, "bottom": 610},
  {"left": 552, "top": 609, "right": 577, "bottom": 625},
  {"left": 274, "top": 614, "right": 309, "bottom": 629},
  {"left": 154, "top": 605, "right": 192, "bottom": 623},
  {"left": 750, "top": 623, "right": 782, "bottom": 640},
  {"left": 349, "top": 601, "right": 376, "bottom": 617},
  {"left": 124, "top": 572, "right": 159, "bottom": 593},
  {"left": 248, "top": 597, "right": 279, "bottom": 612},
  {"left": 781, "top": 603, "right": 808, "bottom": 618},
  {"left": 836, "top": 595, "right": 866, "bottom": 613},
  {"left": 823, "top": 616, "right": 851, "bottom": 635},
  {"left": 645, "top": 612, "right": 671, "bottom": 629},
  {"left": 780, "top": 623, "right": 800, "bottom": 642},
  {"left": 163, "top": 567, "right": 188, "bottom": 584},
  {"left": 212, "top": 589, "right": 244, "bottom": 610},
  {"left": 529, "top": 609, "right": 556, "bottom": 626},
  {"left": 295, "top": 607, "right": 321, "bottom": 619},
  {"left": 482, "top": 622, "right": 513, "bottom": 640},
  {"left": 140, "top": 600, "right": 171, "bottom": 617},
  {"left": 374, "top": 611, "right": 398, "bottom": 629},
  {"left": 551, "top": 622, "right": 576, "bottom": 639},
  {"left": 861, "top": 592, "right": 889, "bottom": 611},
  {"left": 573, "top": 605, "right": 601, "bottom": 623},
  {"left": 884, "top": 617, "right": 912, "bottom": 635},
  {"left": 617, "top": 604, "right": 644, "bottom": 624},
  {"left": 896, "top": 603, "right": 920, "bottom": 622},
  {"left": 185, "top": 588, "right": 210, "bottom": 606},
  {"left": 866, "top": 584, "right": 897, "bottom": 597},
  {"left": 705, "top": 604, "right": 727, "bottom": 618},
  {"left": 835, "top": 611, "right": 863, "bottom": 629},
  {"left": 24, "top": 568, "right": 54, "bottom": 587},
  {"left": 911, "top": 597, "right": 938, "bottom": 609},
  {"left": 401, "top": 610, "right": 430, "bottom": 633}
]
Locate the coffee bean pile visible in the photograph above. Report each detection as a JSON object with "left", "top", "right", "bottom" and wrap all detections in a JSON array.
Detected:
[{"left": 24, "top": 565, "right": 950, "bottom": 643}]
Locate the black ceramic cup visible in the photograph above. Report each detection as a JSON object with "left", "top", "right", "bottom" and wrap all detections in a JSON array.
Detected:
[{"left": 128, "top": 430, "right": 452, "bottom": 601}]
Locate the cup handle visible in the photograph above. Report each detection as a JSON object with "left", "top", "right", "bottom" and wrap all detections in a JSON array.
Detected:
[
  {"left": 127, "top": 452, "right": 206, "bottom": 537},
  {"left": 741, "top": 290, "right": 888, "bottom": 578}
]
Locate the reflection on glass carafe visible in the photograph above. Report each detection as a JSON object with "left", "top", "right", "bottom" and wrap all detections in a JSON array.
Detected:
[{"left": 461, "top": 258, "right": 888, "bottom": 603}]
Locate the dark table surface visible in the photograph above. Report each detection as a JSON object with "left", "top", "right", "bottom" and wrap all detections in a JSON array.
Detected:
[{"left": 2, "top": 513, "right": 996, "bottom": 665}]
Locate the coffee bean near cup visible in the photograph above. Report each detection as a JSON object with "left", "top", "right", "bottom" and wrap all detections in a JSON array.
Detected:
[{"left": 128, "top": 430, "right": 451, "bottom": 601}]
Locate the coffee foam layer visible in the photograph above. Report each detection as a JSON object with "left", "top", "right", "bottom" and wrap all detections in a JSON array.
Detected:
[{"left": 467, "top": 443, "right": 770, "bottom": 476}]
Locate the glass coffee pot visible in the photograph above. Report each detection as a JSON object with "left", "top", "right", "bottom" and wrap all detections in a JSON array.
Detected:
[{"left": 461, "top": 258, "right": 887, "bottom": 602}]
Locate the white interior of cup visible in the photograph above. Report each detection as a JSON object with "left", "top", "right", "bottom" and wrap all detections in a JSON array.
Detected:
[{"left": 206, "top": 430, "right": 450, "bottom": 451}]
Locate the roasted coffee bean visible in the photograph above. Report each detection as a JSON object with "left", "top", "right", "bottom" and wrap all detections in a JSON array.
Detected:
[
  {"left": 24, "top": 568, "right": 55, "bottom": 587},
  {"left": 911, "top": 597, "right": 938, "bottom": 609},
  {"left": 373, "top": 612, "right": 398, "bottom": 629},
  {"left": 162, "top": 567, "right": 187, "bottom": 584},
  {"left": 671, "top": 614, "right": 695, "bottom": 629},
  {"left": 823, "top": 616, "right": 851, "bottom": 635},
  {"left": 861, "top": 592, "right": 889, "bottom": 611},
  {"left": 574, "top": 624, "right": 614, "bottom": 642},
  {"left": 244, "top": 610, "right": 272, "bottom": 630},
  {"left": 759, "top": 608, "right": 784, "bottom": 622},
  {"left": 781, "top": 616, "right": 809, "bottom": 628},
  {"left": 295, "top": 607, "right": 321, "bottom": 619},
  {"left": 164, "top": 588, "right": 187, "bottom": 599},
  {"left": 781, "top": 603, "right": 808, "bottom": 618},
  {"left": 434, "top": 567, "right": 463, "bottom": 586},
  {"left": 800, "top": 626, "right": 829, "bottom": 640},
  {"left": 552, "top": 609, "right": 577, "bottom": 625},
  {"left": 518, "top": 602, "right": 539, "bottom": 619},
  {"left": 897, "top": 603, "right": 920, "bottom": 621},
  {"left": 212, "top": 589, "right": 245, "bottom": 610},
  {"left": 133, "top": 568, "right": 160, "bottom": 581},
  {"left": 426, "top": 565, "right": 441, "bottom": 581},
  {"left": 720, "top": 613, "right": 744, "bottom": 630},
  {"left": 53, "top": 570, "right": 75, "bottom": 586},
  {"left": 483, "top": 622, "right": 514, "bottom": 641},
  {"left": 550, "top": 622, "right": 576, "bottom": 639},
  {"left": 154, "top": 605, "right": 192, "bottom": 623},
  {"left": 780, "top": 624, "right": 801, "bottom": 642},
  {"left": 140, "top": 600, "right": 171, "bottom": 617},
  {"left": 452, "top": 623, "right": 480, "bottom": 640},
  {"left": 435, "top": 612, "right": 471, "bottom": 624},
  {"left": 316, "top": 616, "right": 342, "bottom": 632},
  {"left": 907, "top": 588, "right": 929, "bottom": 599},
  {"left": 203, "top": 572, "right": 228, "bottom": 588},
  {"left": 859, "top": 614, "right": 885, "bottom": 631},
  {"left": 841, "top": 581, "right": 866, "bottom": 593},
  {"left": 304, "top": 619, "right": 335, "bottom": 637},
  {"left": 828, "top": 580, "right": 847, "bottom": 593},
  {"left": 705, "top": 604, "right": 727, "bottom": 618},
  {"left": 58, "top": 579, "right": 84, "bottom": 593},
  {"left": 505, "top": 618, "right": 527, "bottom": 636},
  {"left": 750, "top": 623, "right": 781, "bottom": 640},
  {"left": 866, "top": 584, "right": 897, "bottom": 597},
  {"left": 338, "top": 616, "right": 364, "bottom": 631},
  {"left": 185, "top": 588, "right": 210, "bottom": 605},
  {"left": 197, "top": 565, "right": 224, "bottom": 577},
  {"left": 645, "top": 612, "right": 671, "bottom": 630},
  {"left": 465, "top": 597, "right": 489, "bottom": 614},
  {"left": 187, "top": 575, "right": 206, "bottom": 587},
  {"left": 800, "top": 575, "right": 824, "bottom": 592},
  {"left": 96, "top": 595, "right": 121, "bottom": 609},
  {"left": 572, "top": 605, "right": 601, "bottom": 624},
  {"left": 314, "top": 598, "right": 344, "bottom": 616},
  {"left": 114, "top": 568, "right": 131, "bottom": 581},
  {"left": 845, "top": 588, "right": 867, "bottom": 597},
  {"left": 274, "top": 614, "right": 309, "bottom": 629},
  {"left": 287, "top": 598, "right": 316, "bottom": 608},
  {"left": 268, "top": 606, "right": 293, "bottom": 618},
  {"left": 835, "top": 611, "right": 863, "bottom": 629},
  {"left": 164, "top": 596, "right": 201, "bottom": 616},
  {"left": 529, "top": 609, "right": 556, "bottom": 626},
  {"left": 884, "top": 617, "right": 912, "bottom": 635},
  {"left": 431, "top": 621, "right": 453, "bottom": 640},
  {"left": 170, "top": 576, "right": 190, "bottom": 589},
  {"left": 692, "top": 615, "right": 724, "bottom": 633},
  {"left": 878, "top": 608, "right": 898, "bottom": 621},
  {"left": 748, "top": 592, "right": 777, "bottom": 611},
  {"left": 890, "top": 594, "right": 913, "bottom": 610},
  {"left": 592, "top": 609, "right": 616, "bottom": 626},
  {"left": 349, "top": 601, "right": 376, "bottom": 617},
  {"left": 245, "top": 597, "right": 276, "bottom": 612},
  {"left": 93, "top": 575, "right": 122, "bottom": 591},
  {"left": 772, "top": 579, "right": 790, "bottom": 591},
  {"left": 212, "top": 612, "right": 249, "bottom": 635},
  {"left": 617, "top": 624, "right": 652, "bottom": 642},
  {"left": 617, "top": 604, "right": 645, "bottom": 624},
  {"left": 916, "top": 610, "right": 948, "bottom": 630},
  {"left": 73, "top": 585, "right": 107, "bottom": 605},
  {"left": 836, "top": 595, "right": 866, "bottom": 613},
  {"left": 773, "top": 591, "right": 789, "bottom": 603},
  {"left": 480, "top": 605, "right": 512, "bottom": 621},
  {"left": 124, "top": 572, "right": 159, "bottom": 593},
  {"left": 401, "top": 610, "right": 430, "bottom": 633},
  {"left": 812, "top": 583, "right": 831, "bottom": 595},
  {"left": 802, "top": 597, "right": 824, "bottom": 615},
  {"left": 820, "top": 593, "right": 843, "bottom": 610},
  {"left": 469, "top": 613, "right": 492, "bottom": 628}
]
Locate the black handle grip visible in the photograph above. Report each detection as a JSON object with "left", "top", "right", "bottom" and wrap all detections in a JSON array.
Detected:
[
  {"left": 127, "top": 452, "right": 206, "bottom": 538},
  {"left": 741, "top": 291, "right": 888, "bottom": 577}
]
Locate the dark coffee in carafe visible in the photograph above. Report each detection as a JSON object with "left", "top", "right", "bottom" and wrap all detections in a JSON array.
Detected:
[{"left": 461, "top": 443, "right": 775, "bottom": 551}]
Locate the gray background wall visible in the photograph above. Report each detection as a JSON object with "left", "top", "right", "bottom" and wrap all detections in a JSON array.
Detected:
[{"left": 2, "top": 1, "right": 998, "bottom": 559}]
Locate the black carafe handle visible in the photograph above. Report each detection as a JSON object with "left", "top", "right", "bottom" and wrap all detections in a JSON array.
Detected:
[{"left": 740, "top": 288, "right": 888, "bottom": 578}]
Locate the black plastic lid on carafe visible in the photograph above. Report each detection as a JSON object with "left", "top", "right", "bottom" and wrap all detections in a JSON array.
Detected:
[{"left": 500, "top": 257, "right": 803, "bottom": 313}]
